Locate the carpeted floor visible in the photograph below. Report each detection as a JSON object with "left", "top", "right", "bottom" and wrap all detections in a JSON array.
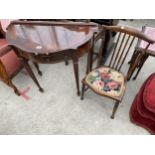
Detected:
[{"left": 0, "top": 19, "right": 155, "bottom": 135}]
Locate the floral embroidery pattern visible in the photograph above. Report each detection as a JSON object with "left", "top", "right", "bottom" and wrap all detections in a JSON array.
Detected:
[{"left": 86, "top": 67, "right": 124, "bottom": 97}]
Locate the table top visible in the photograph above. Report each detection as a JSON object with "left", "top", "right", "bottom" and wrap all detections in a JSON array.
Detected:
[{"left": 6, "top": 22, "right": 97, "bottom": 55}]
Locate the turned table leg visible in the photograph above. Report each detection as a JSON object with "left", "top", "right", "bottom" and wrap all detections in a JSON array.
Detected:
[
  {"left": 72, "top": 58, "right": 80, "bottom": 96},
  {"left": 22, "top": 58, "right": 44, "bottom": 93},
  {"left": 33, "top": 62, "right": 42, "bottom": 76}
]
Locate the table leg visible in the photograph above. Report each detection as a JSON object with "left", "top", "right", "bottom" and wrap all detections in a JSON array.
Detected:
[
  {"left": 33, "top": 62, "right": 42, "bottom": 76},
  {"left": 22, "top": 59, "right": 44, "bottom": 92},
  {"left": 65, "top": 60, "right": 69, "bottom": 66},
  {"left": 86, "top": 39, "right": 94, "bottom": 74},
  {"left": 72, "top": 58, "right": 80, "bottom": 96},
  {"left": 86, "top": 49, "right": 93, "bottom": 74}
]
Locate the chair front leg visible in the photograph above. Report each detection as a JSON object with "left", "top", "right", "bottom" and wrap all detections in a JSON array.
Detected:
[
  {"left": 128, "top": 49, "right": 140, "bottom": 65},
  {"left": 81, "top": 82, "right": 86, "bottom": 100},
  {"left": 133, "top": 54, "right": 149, "bottom": 80},
  {"left": 111, "top": 100, "right": 120, "bottom": 119},
  {"left": 9, "top": 81, "right": 20, "bottom": 96},
  {"left": 126, "top": 53, "right": 143, "bottom": 81}
]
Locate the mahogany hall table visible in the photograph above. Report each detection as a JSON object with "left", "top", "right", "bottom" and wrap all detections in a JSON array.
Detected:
[{"left": 6, "top": 21, "right": 98, "bottom": 95}]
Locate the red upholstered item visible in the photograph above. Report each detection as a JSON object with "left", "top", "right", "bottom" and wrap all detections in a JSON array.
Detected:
[
  {"left": 136, "top": 78, "right": 155, "bottom": 121},
  {"left": 0, "top": 39, "right": 22, "bottom": 77},
  {"left": 0, "top": 39, "right": 8, "bottom": 48},
  {"left": 130, "top": 73, "right": 155, "bottom": 134},
  {"left": 143, "top": 74, "right": 155, "bottom": 113},
  {"left": 0, "top": 50, "right": 22, "bottom": 77},
  {"left": 130, "top": 95, "right": 155, "bottom": 135}
]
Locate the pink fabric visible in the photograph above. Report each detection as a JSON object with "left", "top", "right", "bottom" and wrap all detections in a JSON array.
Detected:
[
  {"left": 139, "top": 26, "right": 155, "bottom": 51},
  {"left": 0, "top": 39, "right": 9, "bottom": 55},
  {"left": 0, "top": 19, "right": 15, "bottom": 32},
  {"left": 0, "top": 39, "right": 22, "bottom": 77},
  {"left": 19, "top": 87, "right": 31, "bottom": 100},
  {"left": 1, "top": 50, "right": 22, "bottom": 76},
  {"left": 0, "top": 39, "right": 8, "bottom": 46}
]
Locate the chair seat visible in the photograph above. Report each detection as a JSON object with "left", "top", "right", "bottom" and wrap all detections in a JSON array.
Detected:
[{"left": 85, "top": 66, "right": 125, "bottom": 100}]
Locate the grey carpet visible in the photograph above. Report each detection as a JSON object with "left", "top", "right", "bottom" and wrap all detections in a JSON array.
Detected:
[{"left": 0, "top": 19, "right": 155, "bottom": 134}]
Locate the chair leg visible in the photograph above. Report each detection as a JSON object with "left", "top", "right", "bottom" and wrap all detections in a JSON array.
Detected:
[
  {"left": 126, "top": 53, "right": 142, "bottom": 81},
  {"left": 111, "top": 101, "right": 120, "bottom": 119},
  {"left": 128, "top": 49, "right": 139, "bottom": 64},
  {"left": 132, "top": 55, "right": 148, "bottom": 80},
  {"left": 65, "top": 60, "right": 69, "bottom": 66},
  {"left": 9, "top": 81, "right": 20, "bottom": 96},
  {"left": 33, "top": 62, "right": 42, "bottom": 76},
  {"left": 81, "top": 82, "right": 86, "bottom": 100}
]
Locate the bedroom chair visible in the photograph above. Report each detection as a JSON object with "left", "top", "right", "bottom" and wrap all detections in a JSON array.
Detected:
[{"left": 81, "top": 25, "right": 155, "bottom": 119}]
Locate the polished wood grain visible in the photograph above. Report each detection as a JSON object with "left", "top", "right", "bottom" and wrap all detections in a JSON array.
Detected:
[
  {"left": 6, "top": 23, "right": 95, "bottom": 55},
  {"left": 6, "top": 21, "right": 98, "bottom": 95}
]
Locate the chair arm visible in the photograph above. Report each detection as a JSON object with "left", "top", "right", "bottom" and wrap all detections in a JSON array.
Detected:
[{"left": 0, "top": 45, "right": 12, "bottom": 57}]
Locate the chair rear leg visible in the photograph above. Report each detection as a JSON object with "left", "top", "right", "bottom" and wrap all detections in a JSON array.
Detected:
[
  {"left": 133, "top": 55, "right": 148, "bottom": 80},
  {"left": 9, "top": 81, "right": 20, "bottom": 96},
  {"left": 126, "top": 53, "right": 142, "bottom": 81},
  {"left": 65, "top": 60, "right": 69, "bottom": 66},
  {"left": 128, "top": 49, "right": 139, "bottom": 64},
  {"left": 111, "top": 101, "right": 120, "bottom": 119},
  {"left": 81, "top": 83, "right": 86, "bottom": 100}
]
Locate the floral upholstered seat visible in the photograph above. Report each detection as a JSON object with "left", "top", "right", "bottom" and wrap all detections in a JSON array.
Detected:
[{"left": 85, "top": 66, "right": 125, "bottom": 100}]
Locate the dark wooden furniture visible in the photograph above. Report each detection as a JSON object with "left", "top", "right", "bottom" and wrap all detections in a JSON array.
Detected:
[
  {"left": 91, "top": 20, "right": 119, "bottom": 64},
  {"left": 0, "top": 39, "right": 23, "bottom": 95},
  {"left": 81, "top": 25, "right": 155, "bottom": 119},
  {"left": 0, "top": 20, "right": 42, "bottom": 95},
  {"left": 129, "top": 25, "right": 155, "bottom": 80},
  {"left": 6, "top": 20, "right": 99, "bottom": 95}
]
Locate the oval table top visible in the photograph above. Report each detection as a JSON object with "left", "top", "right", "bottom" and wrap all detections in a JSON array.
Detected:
[{"left": 6, "top": 22, "right": 96, "bottom": 55}]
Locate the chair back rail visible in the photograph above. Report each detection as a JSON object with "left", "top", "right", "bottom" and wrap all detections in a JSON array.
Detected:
[
  {"left": 102, "top": 25, "right": 155, "bottom": 43},
  {"left": 101, "top": 25, "right": 155, "bottom": 73}
]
